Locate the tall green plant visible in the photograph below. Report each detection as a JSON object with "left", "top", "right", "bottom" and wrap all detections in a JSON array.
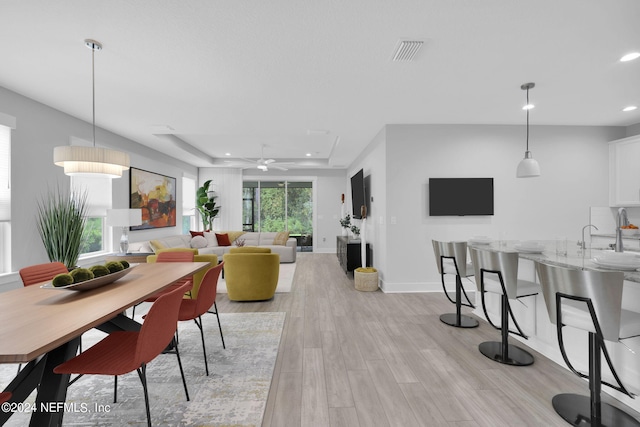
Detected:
[
  {"left": 196, "top": 179, "right": 221, "bottom": 231},
  {"left": 36, "top": 188, "right": 89, "bottom": 269}
]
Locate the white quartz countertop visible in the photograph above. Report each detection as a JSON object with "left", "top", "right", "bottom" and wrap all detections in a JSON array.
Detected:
[{"left": 468, "top": 240, "right": 640, "bottom": 283}]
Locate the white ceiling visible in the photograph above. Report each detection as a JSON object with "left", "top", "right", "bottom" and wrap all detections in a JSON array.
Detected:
[{"left": 1, "top": 1, "right": 639, "bottom": 169}]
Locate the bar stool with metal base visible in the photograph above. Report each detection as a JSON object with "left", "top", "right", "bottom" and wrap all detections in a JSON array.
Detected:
[
  {"left": 536, "top": 261, "right": 640, "bottom": 427},
  {"left": 432, "top": 240, "right": 478, "bottom": 328},
  {"left": 469, "top": 247, "right": 539, "bottom": 366}
]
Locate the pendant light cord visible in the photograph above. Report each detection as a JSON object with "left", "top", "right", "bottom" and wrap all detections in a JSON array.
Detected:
[
  {"left": 91, "top": 45, "right": 96, "bottom": 148},
  {"left": 525, "top": 87, "right": 529, "bottom": 152}
]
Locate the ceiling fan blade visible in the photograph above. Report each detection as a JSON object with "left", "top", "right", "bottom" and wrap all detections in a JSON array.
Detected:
[
  {"left": 264, "top": 159, "right": 276, "bottom": 164},
  {"left": 238, "top": 157, "right": 257, "bottom": 163},
  {"left": 271, "top": 165, "right": 289, "bottom": 171}
]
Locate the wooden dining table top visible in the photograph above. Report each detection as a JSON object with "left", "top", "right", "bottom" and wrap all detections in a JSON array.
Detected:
[{"left": 0, "top": 262, "right": 209, "bottom": 364}]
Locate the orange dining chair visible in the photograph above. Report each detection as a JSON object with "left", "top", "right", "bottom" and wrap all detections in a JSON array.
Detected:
[
  {"left": 131, "top": 251, "right": 194, "bottom": 319},
  {"left": 0, "top": 391, "right": 11, "bottom": 403},
  {"left": 177, "top": 262, "right": 225, "bottom": 376},
  {"left": 54, "top": 282, "right": 192, "bottom": 427},
  {"left": 19, "top": 262, "right": 68, "bottom": 286}
]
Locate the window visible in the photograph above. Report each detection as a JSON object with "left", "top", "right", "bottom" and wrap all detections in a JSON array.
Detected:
[
  {"left": 182, "top": 175, "right": 196, "bottom": 233},
  {"left": 242, "top": 180, "right": 313, "bottom": 250},
  {"left": 71, "top": 175, "right": 112, "bottom": 255},
  {"left": 0, "top": 124, "right": 10, "bottom": 272}
]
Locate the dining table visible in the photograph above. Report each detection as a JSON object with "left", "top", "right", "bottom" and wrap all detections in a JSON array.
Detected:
[{"left": 0, "top": 261, "right": 209, "bottom": 427}]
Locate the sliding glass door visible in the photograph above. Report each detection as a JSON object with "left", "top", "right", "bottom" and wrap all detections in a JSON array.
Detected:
[{"left": 242, "top": 180, "right": 313, "bottom": 251}]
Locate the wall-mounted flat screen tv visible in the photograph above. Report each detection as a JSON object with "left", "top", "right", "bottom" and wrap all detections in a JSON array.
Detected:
[
  {"left": 429, "top": 178, "right": 494, "bottom": 216},
  {"left": 351, "top": 169, "right": 366, "bottom": 219}
]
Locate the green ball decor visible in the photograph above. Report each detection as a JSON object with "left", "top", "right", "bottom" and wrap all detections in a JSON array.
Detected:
[
  {"left": 70, "top": 268, "right": 95, "bottom": 283},
  {"left": 89, "top": 264, "right": 110, "bottom": 277},
  {"left": 105, "top": 261, "right": 124, "bottom": 273},
  {"left": 52, "top": 273, "right": 74, "bottom": 287},
  {"left": 120, "top": 260, "right": 130, "bottom": 269}
]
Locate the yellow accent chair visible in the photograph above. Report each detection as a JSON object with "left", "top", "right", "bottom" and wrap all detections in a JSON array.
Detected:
[
  {"left": 147, "top": 249, "right": 218, "bottom": 299},
  {"left": 223, "top": 247, "right": 280, "bottom": 301}
]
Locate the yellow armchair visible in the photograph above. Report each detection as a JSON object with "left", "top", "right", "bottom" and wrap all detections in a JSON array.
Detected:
[
  {"left": 147, "top": 251, "right": 219, "bottom": 299},
  {"left": 222, "top": 251, "right": 280, "bottom": 301}
]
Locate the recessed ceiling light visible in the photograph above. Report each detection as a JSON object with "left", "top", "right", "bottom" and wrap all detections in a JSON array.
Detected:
[
  {"left": 522, "top": 104, "right": 535, "bottom": 110},
  {"left": 306, "top": 153, "right": 311, "bottom": 157},
  {"left": 620, "top": 52, "right": 640, "bottom": 62},
  {"left": 225, "top": 152, "right": 231, "bottom": 156},
  {"left": 623, "top": 106, "right": 638, "bottom": 112}
]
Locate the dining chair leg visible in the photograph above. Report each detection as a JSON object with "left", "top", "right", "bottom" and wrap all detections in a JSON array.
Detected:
[
  {"left": 136, "top": 364, "right": 152, "bottom": 427},
  {"left": 113, "top": 375, "right": 118, "bottom": 403},
  {"left": 170, "top": 337, "right": 190, "bottom": 401},
  {"left": 211, "top": 302, "right": 225, "bottom": 349},
  {"left": 194, "top": 316, "right": 209, "bottom": 376}
]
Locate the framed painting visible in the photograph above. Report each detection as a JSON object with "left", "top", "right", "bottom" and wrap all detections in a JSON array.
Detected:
[{"left": 129, "top": 167, "right": 177, "bottom": 230}]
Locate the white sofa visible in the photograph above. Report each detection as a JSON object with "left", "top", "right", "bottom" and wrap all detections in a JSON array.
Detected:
[{"left": 128, "top": 231, "right": 297, "bottom": 263}]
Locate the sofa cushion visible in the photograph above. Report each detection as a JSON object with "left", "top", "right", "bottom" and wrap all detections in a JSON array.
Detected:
[
  {"left": 203, "top": 232, "right": 218, "bottom": 247},
  {"left": 273, "top": 231, "right": 290, "bottom": 245},
  {"left": 189, "top": 230, "right": 204, "bottom": 238},
  {"left": 190, "top": 235, "right": 208, "bottom": 249},
  {"left": 216, "top": 233, "right": 232, "bottom": 246}
]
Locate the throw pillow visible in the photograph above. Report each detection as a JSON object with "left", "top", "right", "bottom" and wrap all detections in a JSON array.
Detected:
[
  {"left": 203, "top": 232, "right": 219, "bottom": 247},
  {"left": 216, "top": 233, "right": 232, "bottom": 246},
  {"left": 273, "top": 231, "right": 290, "bottom": 245},
  {"left": 190, "top": 235, "right": 208, "bottom": 249},
  {"left": 189, "top": 230, "right": 204, "bottom": 238}
]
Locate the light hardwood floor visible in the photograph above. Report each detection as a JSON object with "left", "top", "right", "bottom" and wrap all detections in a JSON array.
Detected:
[{"left": 215, "top": 253, "right": 640, "bottom": 427}]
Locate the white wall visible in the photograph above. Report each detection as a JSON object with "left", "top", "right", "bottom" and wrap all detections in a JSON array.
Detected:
[
  {"left": 353, "top": 123, "right": 626, "bottom": 292},
  {"left": 0, "top": 85, "right": 197, "bottom": 272}
]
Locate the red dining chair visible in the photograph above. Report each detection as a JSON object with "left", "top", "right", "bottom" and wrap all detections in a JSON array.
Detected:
[
  {"left": 54, "top": 282, "right": 192, "bottom": 427},
  {"left": 0, "top": 391, "right": 11, "bottom": 403},
  {"left": 177, "top": 262, "right": 225, "bottom": 376},
  {"left": 19, "top": 262, "right": 68, "bottom": 286},
  {"left": 131, "top": 251, "right": 194, "bottom": 319}
]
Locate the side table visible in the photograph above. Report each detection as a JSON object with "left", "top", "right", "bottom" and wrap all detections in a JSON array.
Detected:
[{"left": 105, "top": 253, "right": 154, "bottom": 264}]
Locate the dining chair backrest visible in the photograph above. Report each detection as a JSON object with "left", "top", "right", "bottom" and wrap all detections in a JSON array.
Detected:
[
  {"left": 19, "top": 262, "right": 68, "bottom": 287},
  {"left": 156, "top": 251, "right": 195, "bottom": 262},
  {"left": 192, "top": 262, "right": 223, "bottom": 318},
  {"left": 136, "top": 281, "right": 192, "bottom": 364},
  {"left": 535, "top": 261, "right": 624, "bottom": 342},
  {"left": 432, "top": 240, "right": 469, "bottom": 276},
  {"left": 0, "top": 391, "right": 11, "bottom": 404},
  {"left": 469, "top": 247, "right": 520, "bottom": 299}
]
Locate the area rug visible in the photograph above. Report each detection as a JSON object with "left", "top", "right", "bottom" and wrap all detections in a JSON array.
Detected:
[
  {"left": 216, "top": 261, "right": 296, "bottom": 294},
  {"left": 0, "top": 312, "right": 286, "bottom": 427}
]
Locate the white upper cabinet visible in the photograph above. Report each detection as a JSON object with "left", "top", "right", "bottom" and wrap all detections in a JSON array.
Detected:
[{"left": 610, "top": 135, "right": 640, "bottom": 206}]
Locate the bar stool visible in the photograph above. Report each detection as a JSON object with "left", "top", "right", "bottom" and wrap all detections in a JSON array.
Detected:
[
  {"left": 535, "top": 261, "right": 640, "bottom": 427},
  {"left": 469, "top": 247, "right": 539, "bottom": 366},
  {"left": 432, "top": 240, "right": 478, "bottom": 328}
]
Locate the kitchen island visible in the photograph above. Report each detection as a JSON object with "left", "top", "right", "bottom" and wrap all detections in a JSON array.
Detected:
[{"left": 467, "top": 240, "right": 640, "bottom": 414}]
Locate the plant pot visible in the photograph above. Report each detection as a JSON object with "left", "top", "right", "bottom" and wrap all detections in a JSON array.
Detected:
[{"left": 354, "top": 267, "right": 378, "bottom": 292}]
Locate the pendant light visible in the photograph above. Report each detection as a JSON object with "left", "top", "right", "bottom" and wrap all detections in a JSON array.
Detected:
[
  {"left": 54, "top": 39, "right": 129, "bottom": 178},
  {"left": 516, "top": 82, "right": 540, "bottom": 178}
]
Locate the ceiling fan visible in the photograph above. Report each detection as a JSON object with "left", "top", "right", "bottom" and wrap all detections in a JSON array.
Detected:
[{"left": 233, "top": 144, "right": 294, "bottom": 171}]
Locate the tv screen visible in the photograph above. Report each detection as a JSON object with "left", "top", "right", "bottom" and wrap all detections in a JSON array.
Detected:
[
  {"left": 351, "top": 169, "right": 366, "bottom": 219},
  {"left": 429, "top": 178, "right": 494, "bottom": 216}
]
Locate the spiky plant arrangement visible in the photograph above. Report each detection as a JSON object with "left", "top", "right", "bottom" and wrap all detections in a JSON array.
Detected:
[{"left": 36, "top": 188, "right": 89, "bottom": 269}]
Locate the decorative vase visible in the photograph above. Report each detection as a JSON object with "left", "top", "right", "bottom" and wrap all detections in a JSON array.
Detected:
[{"left": 342, "top": 227, "right": 348, "bottom": 236}]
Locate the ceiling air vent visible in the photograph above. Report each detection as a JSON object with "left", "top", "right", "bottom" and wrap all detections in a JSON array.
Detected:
[{"left": 392, "top": 40, "right": 424, "bottom": 62}]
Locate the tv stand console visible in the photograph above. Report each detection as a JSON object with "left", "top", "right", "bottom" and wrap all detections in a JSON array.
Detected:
[{"left": 337, "top": 236, "right": 371, "bottom": 274}]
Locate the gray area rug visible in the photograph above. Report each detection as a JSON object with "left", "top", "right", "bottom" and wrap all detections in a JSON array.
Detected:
[{"left": 1, "top": 312, "right": 285, "bottom": 426}]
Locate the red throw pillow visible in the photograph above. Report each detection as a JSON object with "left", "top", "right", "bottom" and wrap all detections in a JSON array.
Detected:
[
  {"left": 189, "top": 231, "right": 204, "bottom": 238},
  {"left": 215, "top": 233, "right": 231, "bottom": 246}
]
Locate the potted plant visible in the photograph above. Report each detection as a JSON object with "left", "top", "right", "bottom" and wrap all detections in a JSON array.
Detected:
[
  {"left": 339, "top": 213, "right": 351, "bottom": 236},
  {"left": 196, "top": 179, "right": 221, "bottom": 231},
  {"left": 36, "top": 188, "right": 89, "bottom": 270}
]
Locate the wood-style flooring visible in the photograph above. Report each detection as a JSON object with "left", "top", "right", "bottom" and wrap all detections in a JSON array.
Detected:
[{"left": 215, "top": 253, "right": 640, "bottom": 427}]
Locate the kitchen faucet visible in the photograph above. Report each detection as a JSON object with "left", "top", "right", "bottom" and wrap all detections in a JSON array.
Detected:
[
  {"left": 615, "top": 207, "right": 629, "bottom": 252},
  {"left": 580, "top": 224, "right": 599, "bottom": 251}
]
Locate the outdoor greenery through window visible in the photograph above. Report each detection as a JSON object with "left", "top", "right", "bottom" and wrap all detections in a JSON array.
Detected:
[
  {"left": 243, "top": 181, "right": 313, "bottom": 249},
  {"left": 71, "top": 175, "right": 112, "bottom": 255}
]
